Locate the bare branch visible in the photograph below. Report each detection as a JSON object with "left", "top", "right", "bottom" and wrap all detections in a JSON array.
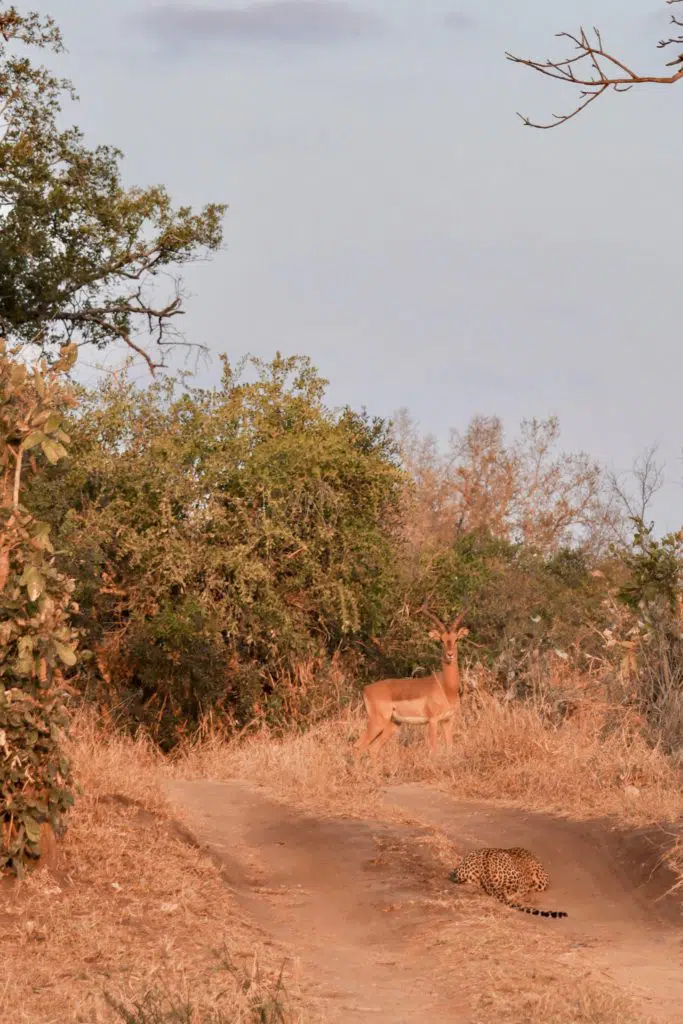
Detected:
[
  {"left": 608, "top": 444, "right": 665, "bottom": 527},
  {"left": 49, "top": 292, "right": 195, "bottom": 375},
  {"left": 54, "top": 310, "right": 166, "bottom": 375},
  {"left": 507, "top": 3, "right": 683, "bottom": 128}
]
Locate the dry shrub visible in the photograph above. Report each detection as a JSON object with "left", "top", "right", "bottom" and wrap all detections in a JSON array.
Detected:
[
  {"left": 259, "top": 654, "right": 354, "bottom": 731},
  {"left": 0, "top": 710, "right": 305, "bottom": 1024}
]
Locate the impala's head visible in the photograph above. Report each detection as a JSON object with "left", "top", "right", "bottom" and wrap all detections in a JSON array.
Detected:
[{"left": 426, "top": 610, "right": 469, "bottom": 663}]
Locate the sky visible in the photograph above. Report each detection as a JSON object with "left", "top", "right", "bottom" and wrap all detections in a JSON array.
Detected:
[{"left": 30, "top": 0, "right": 683, "bottom": 531}]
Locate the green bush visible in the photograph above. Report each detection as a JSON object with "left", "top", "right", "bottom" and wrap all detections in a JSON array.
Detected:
[
  {"left": 28, "top": 354, "right": 404, "bottom": 745},
  {"left": 0, "top": 687, "right": 74, "bottom": 874},
  {"left": 366, "top": 529, "right": 612, "bottom": 689},
  {"left": 0, "top": 342, "right": 79, "bottom": 873}
]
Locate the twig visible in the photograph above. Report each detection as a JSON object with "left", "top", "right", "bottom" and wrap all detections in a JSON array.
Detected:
[
  {"left": 54, "top": 311, "right": 164, "bottom": 375},
  {"left": 507, "top": 3, "right": 683, "bottom": 128},
  {"left": 12, "top": 443, "right": 23, "bottom": 509}
]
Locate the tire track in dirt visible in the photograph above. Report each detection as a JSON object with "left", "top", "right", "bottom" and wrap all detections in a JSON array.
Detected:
[
  {"left": 166, "top": 779, "right": 683, "bottom": 1023},
  {"left": 166, "top": 779, "right": 466, "bottom": 1022}
]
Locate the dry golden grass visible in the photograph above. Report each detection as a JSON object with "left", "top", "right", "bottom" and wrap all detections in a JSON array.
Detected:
[
  {"left": 0, "top": 713, "right": 307, "bottom": 1024},
  {"left": 174, "top": 691, "right": 682, "bottom": 827},
  {"left": 4, "top": 678, "right": 679, "bottom": 1024},
  {"left": 434, "top": 922, "right": 652, "bottom": 1024},
  {"left": 166, "top": 683, "right": 681, "bottom": 1024},
  {"left": 173, "top": 683, "right": 683, "bottom": 900}
]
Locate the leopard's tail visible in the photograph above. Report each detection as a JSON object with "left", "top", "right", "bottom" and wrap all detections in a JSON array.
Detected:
[
  {"left": 509, "top": 902, "right": 567, "bottom": 919},
  {"left": 495, "top": 892, "right": 567, "bottom": 919}
]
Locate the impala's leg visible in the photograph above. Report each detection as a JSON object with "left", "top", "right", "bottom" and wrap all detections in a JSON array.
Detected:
[
  {"left": 427, "top": 717, "right": 439, "bottom": 754},
  {"left": 442, "top": 715, "right": 454, "bottom": 750},
  {"left": 354, "top": 691, "right": 387, "bottom": 757},
  {"left": 370, "top": 720, "right": 399, "bottom": 759},
  {"left": 354, "top": 717, "right": 386, "bottom": 756}
]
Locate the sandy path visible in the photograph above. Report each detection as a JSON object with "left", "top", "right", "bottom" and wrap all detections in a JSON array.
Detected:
[
  {"left": 166, "top": 779, "right": 683, "bottom": 1022},
  {"left": 387, "top": 784, "right": 683, "bottom": 1020}
]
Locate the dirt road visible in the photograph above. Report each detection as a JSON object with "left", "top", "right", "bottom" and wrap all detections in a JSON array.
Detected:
[{"left": 166, "top": 779, "right": 683, "bottom": 1022}]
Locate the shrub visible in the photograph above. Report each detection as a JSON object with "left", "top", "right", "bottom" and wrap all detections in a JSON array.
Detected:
[
  {"left": 0, "top": 341, "right": 79, "bottom": 873},
  {"left": 28, "top": 354, "right": 404, "bottom": 745}
]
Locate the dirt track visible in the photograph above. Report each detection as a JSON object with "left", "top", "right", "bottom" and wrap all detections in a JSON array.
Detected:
[{"left": 166, "top": 779, "right": 683, "bottom": 1022}]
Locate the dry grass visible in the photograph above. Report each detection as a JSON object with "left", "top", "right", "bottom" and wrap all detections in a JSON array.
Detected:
[
  {"left": 3, "top": 679, "right": 680, "bottom": 1024},
  {"left": 173, "top": 684, "right": 683, "bottom": 896},
  {"left": 174, "top": 691, "right": 682, "bottom": 828},
  {"left": 434, "top": 922, "right": 652, "bottom": 1024},
  {"left": 0, "top": 712, "right": 307, "bottom": 1024}
]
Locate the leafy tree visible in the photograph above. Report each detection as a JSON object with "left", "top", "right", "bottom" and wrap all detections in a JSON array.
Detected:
[
  {"left": 28, "top": 354, "right": 405, "bottom": 746},
  {"left": 0, "top": 5, "right": 225, "bottom": 371},
  {"left": 0, "top": 340, "right": 78, "bottom": 873},
  {"left": 364, "top": 523, "right": 614, "bottom": 699},
  {"left": 506, "top": 0, "right": 683, "bottom": 128},
  {"left": 614, "top": 519, "right": 683, "bottom": 750}
]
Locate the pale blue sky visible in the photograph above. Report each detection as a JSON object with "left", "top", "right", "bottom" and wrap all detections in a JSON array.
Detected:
[{"left": 39, "top": 1, "right": 683, "bottom": 530}]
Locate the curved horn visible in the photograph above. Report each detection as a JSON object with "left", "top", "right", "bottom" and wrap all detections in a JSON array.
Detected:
[
  {"left": 420, "top": 605, "right": 446, "bottom": 633},
  {"left": 450, "top": 606, "right": 468, "bottom": 631}
]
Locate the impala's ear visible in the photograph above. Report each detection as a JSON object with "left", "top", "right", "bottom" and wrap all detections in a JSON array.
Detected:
[
  {"left": 457, "top": 627, "right": 470, "bottom": 639},
  {"left": 428, "top": 629, "right": 442, "bottom": 641}
]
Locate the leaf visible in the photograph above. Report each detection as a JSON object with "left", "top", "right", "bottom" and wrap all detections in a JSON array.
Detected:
[
  {"left": 30, "top": 522, "right": 54, "bottom": 553},
  {"left": 23, "top": 431, "right": 45, "bottom": 450},
  {"left": 43, "top": 413, "right": 62, "bottom": 435},
  {"left": 53, "top": 641, "right": 77, "bottom": 667},
  {"left": 40, "top": 437, "right": 68, "bottom": 464},
  {"left": 53, "top": 343, "right": 78, "bottom": 373},
  {"left": 22, "top": 566, "right": 44, "bottom": 602},
  {"left": 22, "top": 815, "right": 41, "bottom": 844}
]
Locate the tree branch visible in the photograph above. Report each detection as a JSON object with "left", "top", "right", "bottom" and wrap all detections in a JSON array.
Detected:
[
  {"left": 507, "top": 1, "right": 683, "bottom": 128},
  {"left": 54, "top": 311, "right": 165, "bottom": 375},
  {"left": 50, "top": 294, "right": 193, "bottom": 374}
]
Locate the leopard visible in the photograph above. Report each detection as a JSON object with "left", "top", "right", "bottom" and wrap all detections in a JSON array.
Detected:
[{"left": 449, "top": 846, "right": 567, "bottom": 919}]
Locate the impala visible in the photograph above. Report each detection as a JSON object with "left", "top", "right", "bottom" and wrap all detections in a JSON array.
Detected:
[{"left": 354, "top": 610, "right": 469, "bottom": 759}]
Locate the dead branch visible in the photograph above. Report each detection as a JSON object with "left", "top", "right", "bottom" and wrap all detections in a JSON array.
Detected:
[
  {"left": 52, "top": 295, "right": 190, "bottom": 375},
  {"left": 506, "top": 1, "right": 683, "bottom": 128},
  {"left": 608, "top": 444, "right": 665, "bottom": 528}
]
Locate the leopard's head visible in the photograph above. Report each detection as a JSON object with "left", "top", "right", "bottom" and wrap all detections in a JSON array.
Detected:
[{"left": 448, "top": 857, "right": 471, "bottom": 884}]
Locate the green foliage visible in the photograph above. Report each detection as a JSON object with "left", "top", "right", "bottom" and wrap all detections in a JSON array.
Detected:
[
  {"left": 614, "top": 519, "right": 683, "bottom": 754},
  {"left": 0, "top": 5, "right": 225, "bottom": 369},
  {"left": 0, "top": 339, "right": 78, "bottom": 873},
  {"left": 369, "top": 529, "right": 610, "bottom": 687},
  {"left": 30, "top": 353, "right": 404, "bottom": 746},
  {"left": 0, "top": 686, "right": 73, "bottom": 875},
  {"left": 617, "top": 518, "right": 683, "bottom": 613}
]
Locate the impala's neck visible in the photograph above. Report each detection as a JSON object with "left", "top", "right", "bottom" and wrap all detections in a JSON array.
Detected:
[{"left": 440, "top": 647, "right": 461, "bottom": 701}]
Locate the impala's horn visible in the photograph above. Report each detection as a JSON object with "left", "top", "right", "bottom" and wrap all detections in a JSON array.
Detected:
[
  {"left": 420, "top": 604, "right": 446, "bottom": 634},
  {"left": 450, "top": 605, "right": 469, "bottom": 631}
]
